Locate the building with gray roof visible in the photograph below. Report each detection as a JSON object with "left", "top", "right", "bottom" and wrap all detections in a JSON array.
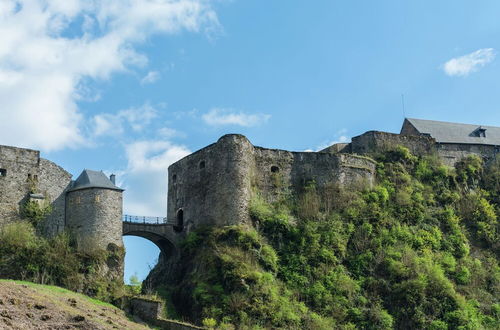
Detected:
[
  {"left": 69, "top": 169, "right": 123, "bottom": 192},
  {"left": 402, "top": 118, "right": 500, "bottom": 146}
]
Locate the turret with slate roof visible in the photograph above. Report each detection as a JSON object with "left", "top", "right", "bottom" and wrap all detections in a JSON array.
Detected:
[
  {"left": 69, "top": 169, "right": 124, "bottom": 192},
  {"left": 66, "top": 169, "right": 124, "bottom": 264}
]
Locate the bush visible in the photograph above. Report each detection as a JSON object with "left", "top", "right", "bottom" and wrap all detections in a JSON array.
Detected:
[
  {"left": 163, "top": 149, "right": 500, "bottom": 329},
  {"left": 0, "top": 221, "right": 124, "bottom": 302},
  {"left": 22, "top": 200, "right": 52, "bottom": 226}
]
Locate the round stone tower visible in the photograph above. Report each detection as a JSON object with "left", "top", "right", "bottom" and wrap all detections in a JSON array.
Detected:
[{"left": 66, "top": 169, "right": 124, "bottom": 254}]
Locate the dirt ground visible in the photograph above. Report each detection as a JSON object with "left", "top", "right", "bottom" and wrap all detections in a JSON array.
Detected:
[{"left": 0, "top": 280, "right": 151, "bottom": 329}]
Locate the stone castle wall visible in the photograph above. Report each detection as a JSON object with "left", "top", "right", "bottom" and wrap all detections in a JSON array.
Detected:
[
  {"left": 349, "top": 131, "right": 499, "bottom": 166},
  {"left": 66, "top": 188, "right": 123, "bottom": 252},
  {"left": 351, "top": 131, "right": 436, "bottom": 156},
  {"left": 167, "top": 135, "right": 254, "bottom": 232},
  {"left": 0, "top": 145, "right": 71, "bottom": 230},
  {"left": 0, "top": 145, "right": 40, "bottom": 222},
  {"left": 167, "top": 135, "right": 376, "bottom": 232},
  {"left": 436, "top": 143, "right": 499, "bottom": 167},
  {"left": 38, "top": 158, "right": 72, "bottom": 235},
  {"left": 251, "top": 147, "right": 375, "bottom": 202}
]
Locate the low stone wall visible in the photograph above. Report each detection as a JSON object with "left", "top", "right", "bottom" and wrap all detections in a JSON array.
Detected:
[
  {"left": 437, "top": 143, "right": 499, "bottom": 167},
  {"left": 129, "top": 297, "right": 203, "bottom": 330},
  {"left": 130, "top": 297, "right": 161, "bottom": 320},
  {"left": 320, "top": 143, "right": 351, "bottom": 154}
]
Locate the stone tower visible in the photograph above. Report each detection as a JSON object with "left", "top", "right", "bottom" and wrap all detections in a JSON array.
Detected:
[{"left": 66, "top": 169, "right": 124, "bottom": 253}]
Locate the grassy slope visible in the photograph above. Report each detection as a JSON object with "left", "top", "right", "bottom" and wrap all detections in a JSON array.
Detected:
[{"left": 0, "top": 280, "right": 151, "bottom": 329}]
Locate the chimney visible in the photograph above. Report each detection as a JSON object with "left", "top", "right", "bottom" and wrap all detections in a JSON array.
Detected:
[{"left": 110, "top": 174, "right": 116, "bottom": 185}]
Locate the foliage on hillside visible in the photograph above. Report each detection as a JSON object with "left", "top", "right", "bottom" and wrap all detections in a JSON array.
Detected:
[
  {"left": 170, "top": 149, "right": 499, "bottom": 329},
  {"left": 0, "top": 280, "right": 149, "bottom": 329},
  {"left": 0, "top": 221, "right": 125, "bottom": 303}
]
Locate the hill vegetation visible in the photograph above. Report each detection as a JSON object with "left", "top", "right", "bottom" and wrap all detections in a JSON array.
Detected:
[
  {"left": 164, "top": 148, "right": 499, "bottom": 329},
  {"left": 0, "top": 220, "right": 125, "bottom": 303},
  {"left": 0, "top": 280, "right": 149, "bottom": 329}
]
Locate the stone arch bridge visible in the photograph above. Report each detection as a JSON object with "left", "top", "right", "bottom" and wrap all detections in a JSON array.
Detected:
[{"left": 122, "top": 215, "right": 182, "bottom": 260}]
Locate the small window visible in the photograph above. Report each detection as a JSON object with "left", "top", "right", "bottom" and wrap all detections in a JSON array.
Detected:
[
  {"left": 172, "top": 174, "right": 177, "bottom": 183},
  {"left": 475, "top": 127, "right": 487, "bottom": 138},
  {"left": 174, "top": 209, "right": 184, "bottom": 233},
  {"left": 0, "top": 169, "right": 6, "bottom": 177},
  {"left": 271, "top": 166, "right": 279, "bottom": 173},
  {"left": 33, "top": 174, "right": 38, "bottom": 181},
  {"left": 27, "top": 174, "right": 32, "bottom": 181},
  {"left": 199, "top": 161, "right": 206, "bottom": 169},
  {"left": 95, "top": 195, "right": 100, "bottom": 203}
]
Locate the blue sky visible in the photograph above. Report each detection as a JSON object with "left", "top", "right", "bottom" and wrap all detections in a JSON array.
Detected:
[{"left": 2, "top": 0, "right": 500, "bottom": 282}]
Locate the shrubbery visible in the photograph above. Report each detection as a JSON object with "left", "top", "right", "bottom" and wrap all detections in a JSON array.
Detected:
[
  {"left": 167, "top": 149, "right": 499, "bottom": 329},
  {"left": 0, "top": 221, "right": 125, "bottom": 302}
]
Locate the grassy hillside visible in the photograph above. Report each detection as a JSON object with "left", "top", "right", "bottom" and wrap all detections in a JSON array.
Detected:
[
  {"left": 0, "top": 220, "right": 125, "bottom": 303},
  {"left": 0, "top": 280, "right": 150, "bottom": 329},
  {"left": 163, "top": 149, "right": 499, "bottom": 329}
]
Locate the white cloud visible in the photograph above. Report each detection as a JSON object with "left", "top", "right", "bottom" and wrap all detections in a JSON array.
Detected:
[
  {"left": 140, "top": 71, "right": 160, "bottom": 85},
  {"left": 0, "top": 0, "right": 219, "bottom": 151},
  {"left": 158, "top": 127, "right": 183, "bottom": 138},
  {"left": 122, "top": 140, "right": 190, "bottom": 216},
  {"left": 443, "top": 48, "right": 496, "bottom": 77},
  {"left": 313, "top": 130, "right": 351, "bottom": 151},
  {"left": 92, "top": 103, "right": 158, "bottom": 137},
  {"left": 202, "top": 108, "right": 271, "bottom": 127}
]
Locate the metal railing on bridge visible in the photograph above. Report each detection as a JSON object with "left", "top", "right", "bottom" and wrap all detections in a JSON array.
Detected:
[{"left": 123, "top": 214, "right": 168, "bottom": 224}]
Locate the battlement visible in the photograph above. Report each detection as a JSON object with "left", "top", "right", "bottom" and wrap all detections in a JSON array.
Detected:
[{"left": 167, "top": 135, "right": 376, "bottom": 232}]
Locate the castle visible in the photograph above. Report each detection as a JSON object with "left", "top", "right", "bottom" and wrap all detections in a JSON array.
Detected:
[
  {"left": 0, "top": 145, "right": 123, "bottom": 253},
  {"left": 166, "top": 118, "right": 500, "bottom": 230},
  {"left": 1, "top": 118, "right": 500, "bottom": 259}
]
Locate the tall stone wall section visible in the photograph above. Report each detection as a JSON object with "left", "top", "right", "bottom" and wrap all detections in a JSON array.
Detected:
[
  {"left": 66, "top": 188, "right": 123, "bottom": 252},
  {"left": 38, "top": 158, "right": 72, "bottom": 235},
  {"left": 251, "top": 147, "right": 375, "bottom": 201},
  {"left": 0, "top": 145, "right": 71, "bottom": 232},
  {"left": 167, "top": 135, "right": 254, "bottom": 232},
  {"left": 0, "top": 146, "right": 40, "bottom": 222},
  {"left": 167, "top": 135, "right": 376, "bottom": 232}
]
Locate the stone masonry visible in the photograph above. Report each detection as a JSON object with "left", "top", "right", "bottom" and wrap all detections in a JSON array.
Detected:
[
  {"left": 66, "top": 188, "right": 123, "bottom": 253},
  {"left": 0, "top": 145, "right": 72, "bottom": 235},
  {"left": 167, "top": 134, "right": 376, "bottom": 233},
  {"left": 0, "top": 145, "right": 123, "bottom": 254},
  {"left": 2, "top": 117, "right": 499, "bottom": 265}
]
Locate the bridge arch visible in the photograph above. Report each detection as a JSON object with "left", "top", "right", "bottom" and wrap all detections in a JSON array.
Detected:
[{"left": 122, "top": 219, "right": 182, "bottom": 261}]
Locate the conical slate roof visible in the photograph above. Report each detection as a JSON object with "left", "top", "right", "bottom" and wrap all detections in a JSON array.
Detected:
[{"left": 68, "top": 169, "right": 123, "bottom": 192}]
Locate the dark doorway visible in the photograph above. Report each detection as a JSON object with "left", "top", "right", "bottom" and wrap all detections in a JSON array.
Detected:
[{"left": 174, "top": 209, "right": 184, "bottom": 232}]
